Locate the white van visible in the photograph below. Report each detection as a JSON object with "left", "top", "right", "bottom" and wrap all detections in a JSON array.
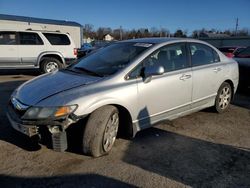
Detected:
[{"left": 0, "top": 29, "right": 77, "bottom": 73}]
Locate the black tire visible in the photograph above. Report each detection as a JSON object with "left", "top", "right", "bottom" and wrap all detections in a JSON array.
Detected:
[
  {"left": 40, "top": 57, "right": 62, "bottom": 73},
  {"left": 83, "top": 105, "right": 119, "bottom": 157},
  {"left": 214, "top": 82, "right": 232, "bottom": 113}
]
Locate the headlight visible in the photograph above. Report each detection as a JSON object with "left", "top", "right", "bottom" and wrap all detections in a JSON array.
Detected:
[{"left": 22, "top": 105, "right": 77, "bottom": 120}]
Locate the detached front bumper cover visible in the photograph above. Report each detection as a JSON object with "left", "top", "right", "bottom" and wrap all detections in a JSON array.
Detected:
[
  {"left": 6, "top": 112, "right": 38, "bottom": 137},
  {"left": 7, "top": 102, "right": 78, "bottom": 136},
  {"left": 7, "top": 103, "right": 80, "bottom": 152}
]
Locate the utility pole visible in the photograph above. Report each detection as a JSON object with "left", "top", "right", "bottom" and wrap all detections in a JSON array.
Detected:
[
  {"left": 160, "top": 25, "right": 162, "bottom": 37},
  {"left": 235, "top": 18, "right": 239, "bottom": 36},
  {"left": 120, "top": 26, "right": 123, "bottom": 40}
]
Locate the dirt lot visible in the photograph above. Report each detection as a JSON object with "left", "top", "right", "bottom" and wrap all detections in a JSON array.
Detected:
[{"left": 0, "top": 70, "right": 249, "bottom": 188}]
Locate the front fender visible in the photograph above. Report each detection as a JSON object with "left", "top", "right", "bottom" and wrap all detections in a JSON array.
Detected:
[{"left": 80, "top": 97, "right": 133, "bottom": 118}]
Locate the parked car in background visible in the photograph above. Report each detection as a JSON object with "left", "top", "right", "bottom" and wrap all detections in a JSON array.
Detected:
[
  {"left": 233, "top": 46, "right": 250, "bottom": 87},
  {"left": 0, "top": 29, "right": 77, "bottom": 73},
  {"left": 77, "top": 41, "right": 115, "bottom": 59},
  {"left": 7, "top": 38, "right": 238, "bottom": 157},
  {"left": 219, "top": 46, "right": 245, "bottom": 58},
  {"left": 77, "top": 43, "right": 94, "bottom": 59}
]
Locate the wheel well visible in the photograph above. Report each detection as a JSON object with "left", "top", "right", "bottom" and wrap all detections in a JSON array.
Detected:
[
  {"left": 113, "top": 104, "right": 134, "bottom": 139},
  {"left": 40, "top": 54, "right": 63, "bottom": 66},
  {"left": 224, "top": 79, "right": 235, "bottom": 99}
]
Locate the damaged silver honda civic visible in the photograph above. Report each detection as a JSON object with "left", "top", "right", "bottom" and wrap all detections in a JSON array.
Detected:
[{"left": 7, "top": 38, "right": 238, "bottom": 157}]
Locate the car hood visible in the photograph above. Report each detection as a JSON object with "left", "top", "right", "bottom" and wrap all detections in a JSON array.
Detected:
[{"left": 15, "top": 70, "right": 102, "bottom": 105}]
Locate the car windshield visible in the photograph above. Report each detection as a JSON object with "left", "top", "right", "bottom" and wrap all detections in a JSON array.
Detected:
[{"left": 68, "top": 42, "right": 153, "bottom": 76}]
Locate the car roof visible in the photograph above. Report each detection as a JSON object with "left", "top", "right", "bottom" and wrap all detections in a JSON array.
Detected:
[
  {"left": 0, "top": 14, "right": 81, "bottom": 27},
  {"left": 119, "top": 37, "right": 201, "bottom": 44},
  {"left": 0, "top": 29, "right": 68, "bottom": 35}
]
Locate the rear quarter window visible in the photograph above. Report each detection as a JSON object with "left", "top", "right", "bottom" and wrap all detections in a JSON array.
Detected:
[
  {"left": 0, "top": 32, "right": 16, "bottom": 45},
  {"left": 43, "top": 33, "right": 70, "bottom": 45}
]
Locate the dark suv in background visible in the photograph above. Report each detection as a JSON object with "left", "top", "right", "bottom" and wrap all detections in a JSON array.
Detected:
[
  {"left": 233, "top": 46, "right": 250, "bottom": 87},
  {"left": 219, "top": 46, "right": 246, "bottom": 58}
]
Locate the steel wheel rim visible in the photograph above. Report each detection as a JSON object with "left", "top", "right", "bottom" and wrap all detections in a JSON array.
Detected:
[
  {"left": 45, "top": 62, "right": 59, "bottom": 72},
  {"left": 103, "top": 112, "right": 119, "bottom": 152},
  {"left": 218, "top": 86, "right": 231, "bottom": 110}
]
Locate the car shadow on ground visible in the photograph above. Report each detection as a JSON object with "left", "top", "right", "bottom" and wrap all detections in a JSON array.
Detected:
[
  {"left": 0, "top": 174, "right": 136, "bottom": 188},
  {"left": 122, "top": 127, "right": 250, "bottom": 187},
  {"left": 0, "top": 69, "right": 40, "bottom": 76},
  {"left": 1, "top": 78, "right": 250, "bottom": 187},
  {"left": 0, "top": 80, "right": 42, "bottom": 151},
  {"left": 0, "top": 79, "right": 87, "bottom": 153}
]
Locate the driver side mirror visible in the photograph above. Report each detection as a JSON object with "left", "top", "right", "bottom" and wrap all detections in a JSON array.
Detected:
[{"left": 143, "top": 65, "right": 164, "bottom": 83}]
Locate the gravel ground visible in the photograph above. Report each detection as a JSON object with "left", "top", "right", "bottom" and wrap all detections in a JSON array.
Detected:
[{"left": 0, "top": 70, "right": 249, "bottom": 188}]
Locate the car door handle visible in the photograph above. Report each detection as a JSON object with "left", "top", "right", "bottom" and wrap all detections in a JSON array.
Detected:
[
  {"left": 213, "top": 67, "right": 222, "bottom": 72},
  {"left": 179, "top": 74, "right": 191, "bottom": 81}
]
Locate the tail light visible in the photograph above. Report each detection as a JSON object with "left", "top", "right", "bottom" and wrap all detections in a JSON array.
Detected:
[{"left": 74, "top": 48, "right": 78, "bottom": 56}]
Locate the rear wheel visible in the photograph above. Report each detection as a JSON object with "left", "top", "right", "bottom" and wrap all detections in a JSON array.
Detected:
[
  {"left": 214, "top": 82, "right": 232, "bottom": 113},
  {"left": 82, "top": 105, "right": 119, "bottom": 157},
  {"left": 40, "top": 57, "right": 62, "bottom": 73}
]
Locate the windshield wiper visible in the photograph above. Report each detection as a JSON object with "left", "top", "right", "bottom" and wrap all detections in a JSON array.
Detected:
[
  {"left": 63, "top": 68, "right": 79, "bottom": 73},
  {"left": 73, "top": 67, "right": 103, "bottom": 77}
]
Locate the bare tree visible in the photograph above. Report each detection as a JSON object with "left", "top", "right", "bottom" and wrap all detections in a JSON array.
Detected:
[
  {"left": 113, "top": 29, "right": 121, "bottom": 40},
  {"left": 160, "top": 28, "right": 170, "bottom": 37},
  {"left": 96, "top": 27, "right": 112, "bottom": 40},
  {"left": 127, "top": 29, "right": 137, "bottom": 39},
  {"left": 174, "top": 29, "right": 187, "bottom": 38},
  {"left": 192, "top": 30, "right": 199, "bottom": 38},
  {"left": 135, "top": 30, "right": 142, "bottom": 38},
  {"left": 150, "top": 27, "right": 159, "bottom": 37},
  {"left": 83, "top": 24, "right": 94, "bottom": 38},
  {"left": 96, "top": 27, "right": 104, "bottom": 40},
  {"left": 237, "top": 28, "right": 249, "bottom": 36}
]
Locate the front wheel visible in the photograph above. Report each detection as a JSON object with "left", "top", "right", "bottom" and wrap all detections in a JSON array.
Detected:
[
  {"left": 214, "top": 82, "right": 232, "bottom": 113},
  {"left": 82, "top": 105, "right": 119, "bottom": 157},
  {"left": 40, "top": 57, "right": 62, "bottom": 73}
]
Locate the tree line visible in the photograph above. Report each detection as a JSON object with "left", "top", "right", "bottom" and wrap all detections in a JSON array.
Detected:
[{"left": 83, "top": 24, "right": 250, "bottom": 40}]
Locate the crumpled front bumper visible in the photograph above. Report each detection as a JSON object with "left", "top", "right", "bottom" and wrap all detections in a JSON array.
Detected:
[
  {"left": 6, "top": 103, "right": 77, "bottom": 152},
  {"left": 6, "top": 104, "right": 39, "bottom": 137},
  {"left": 7, "top": 113, "right": 39, "bottom": 137}
]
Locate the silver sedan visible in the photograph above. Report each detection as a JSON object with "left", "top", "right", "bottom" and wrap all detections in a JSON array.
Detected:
[{"left": 7, "top": 38, "right": 239, "bottom": 157}]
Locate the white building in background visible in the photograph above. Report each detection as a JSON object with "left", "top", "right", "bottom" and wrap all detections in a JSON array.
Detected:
[
  {"left": 0, "top": 14, "right": 83, "bottom": 48},
  {"left": 83, "top": 37, "right": 95, "bottom": 44},
  {"left": 103, "top": 34, "right": 114, "bottom": 41}
]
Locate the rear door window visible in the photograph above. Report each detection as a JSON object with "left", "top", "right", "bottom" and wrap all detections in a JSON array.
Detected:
[
  {"left": 19, "top": 32, "right": 44, "bottom": 45},
  {"left": 0, "top": 32, "right": 17, "bottom": 45},
  {"left": 190, "top": 43, "right": 220, "bottom": 66},
  {"left": 43, "top": 33, "right": 70, "bottom": 45}
]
